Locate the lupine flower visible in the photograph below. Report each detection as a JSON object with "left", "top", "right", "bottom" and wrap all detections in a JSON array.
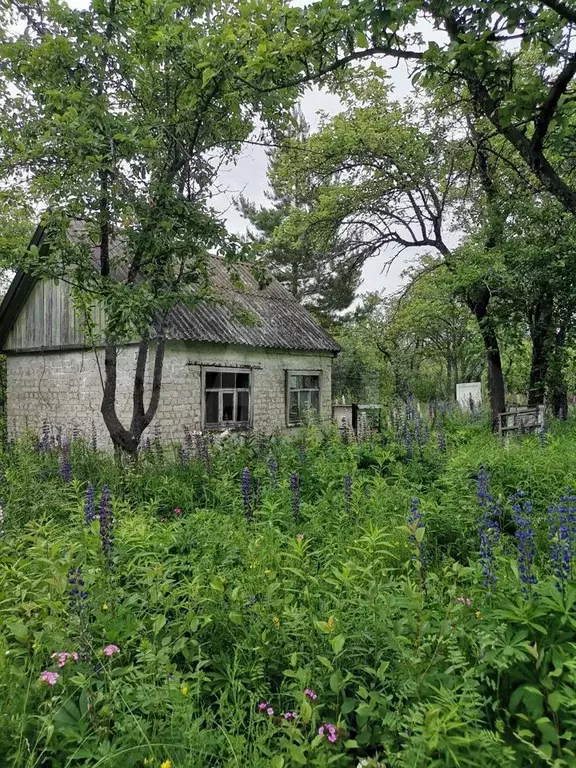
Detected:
[
  {"left": 84, "top": 484, "right": 95, "bottom": 525},
  {"left": 549, "top": 503, "right": 570, "bottom": 591},
  {"left": 91, "top": 421, "right": 97, "bottom": 452},
  {"left": 290, "top": 472, "right": 301, "bottom": 521},
  {"left": 403, "top": 426, "right": 413, "bottom": 460},
  {"left": 304, "top": 688, "right": 317, "bottom": 701},
  {"left": 59, "top": 438, "right": 72, "bottom": 483},
  {"left": 103, "top": 644, "right": 120, "bottom": 656},
  {"left": 41, "top": 419, "right": 51, "bottom": 450},
  {"left": 99, "top": 486, "right": 114, "bottom": 564},
  {"left": 344, "top": 474, "right": 352, "bottom": 514},
  {"left": 268, "top": 455, "right": 278, "bottom": 488},
  {"left": 178, "top": 444, "right": 189, "bottom": 465},
  {"left": 414, "top": 415, "right": 423, "bottom": 446},
  {"left": 284, "top": 711, "right": 298, "bottom": 720},
  {"left": 437, "top": 425, "right": 445, "bottom": 453},
  {"left": 51, "top": 651, "right": 79, "bottom": 668},
  {"left": 477, "top": 467, "right": 500, "bottom": 596},
  {"left": 40, "top": 670, "right": 60, "bottom": 686},
  {"left": 68, "top": 567, "right": 88, "bottom": 613},
  {"left": 183, "top": 425, "right": 193, "bottom": 450},
  {"left": 318, "top": 723, "right": 338, "bottom": 743},
  {"left": 560, "top": 489, "right": 576, "bottom": 574},
  {"left": 510, "top": 491, "right": 537, "bottom": 596},
  {"left": 241, "top": 467, "right": 252, "bottom": 521}
]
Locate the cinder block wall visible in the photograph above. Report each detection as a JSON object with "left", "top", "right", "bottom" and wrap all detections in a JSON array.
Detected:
[{"left": 6, "top": 341, "right": 333, "bottom": 447}]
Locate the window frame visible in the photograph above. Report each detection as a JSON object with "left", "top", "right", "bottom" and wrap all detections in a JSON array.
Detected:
[
  {"left": 286, "top": 369, "right": 321, "bottom": 427},
  {"left": 202, "top": 366, "right": 252, "bottom": 430}
]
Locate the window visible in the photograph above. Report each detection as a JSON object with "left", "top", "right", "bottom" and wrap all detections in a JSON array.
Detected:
[
  {"left": 203, "top": 368, "right": 251, "bottom": 429},
  {"left": 287, "top": 371, "right": 321, "bottom": 425}
]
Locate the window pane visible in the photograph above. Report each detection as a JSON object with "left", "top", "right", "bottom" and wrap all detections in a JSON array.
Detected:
[
  {"left": 300, "top": 390, "right": 311, "bottom": 410},
  {"left": 303, "top": 375, "right": 319, "bottom": 389},
  {"left": 310, "top": 389, "right": 319, "bottom": 412},
  {"left": 236, "top": 372, "right": 250, "bottom": 388},
  {"left": 222, "top": 392, "right": 234, "bottom": 421},
  {"left": 289, "top": 391, "right": 299, "bottom": 422},
  {"left": 236, "top": 390, "right": 249, "bottom": 422},
  {"left": 222, "top": 372, "right": 235, "bottom": 388},
  {"left": 290, "top": 375, "right": 300, "bottom": 389},
  {"left": 205, "top": 391, "right": 218, "bottom": 423},
  {"left": 205, "top": 371, "right": 221, "bottom": 389}
]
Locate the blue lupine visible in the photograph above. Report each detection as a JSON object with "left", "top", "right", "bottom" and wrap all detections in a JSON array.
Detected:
[
  {"left": 344, "top": 474, "right": 352, "bottom": 514},
  {"left": 560, "top": 489, "right": 576, "bottom": 578},
  {"left": 290, "top": 472, "right": 301, "bottom": 521},
  {"left": 510, "top": 491, "right": 537, "bottom": 596},
  {"left": 242, "top": 467, "right": 252, "bottom": 521},
  {"left": 476, "top": 467, "right": 500, "bottom": 595},
  {"left": 99, "top": 486, "right": 114, "bottom": 565},
  {"left": 437, "top": 425, "right": 446, "bottom": 453},
  {"left": 407, "top": 497, "right": 426, "bottom": 588},
  {"left": 268, "top": 455, "right": 278, "bottom": 488},
  {"left": 59, "top": 438, "right": 72, "bottom": 483},
  {"left": 403, "top": 426, "right": 413, "bottom": 460},
  {"left": 68, "top": 567, "right": 88, "bottom": 613},
  {"left": 84, "top": 484, "right": 96, "bottom": 526}
]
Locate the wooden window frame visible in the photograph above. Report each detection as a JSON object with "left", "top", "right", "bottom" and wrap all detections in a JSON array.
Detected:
[
  {"left": 286, "top": 369, "right": 321, "bottom": 427},
  {"left": 202, "top": 366, "right": 252, "bottom": 431}
]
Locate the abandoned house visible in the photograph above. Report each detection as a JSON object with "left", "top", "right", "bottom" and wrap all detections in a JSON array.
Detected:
[{"left": 0, "top": 227, "right": 340, "bottom": 446}]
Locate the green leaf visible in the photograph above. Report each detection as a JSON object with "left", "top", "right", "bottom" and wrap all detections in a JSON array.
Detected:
[
  {"left": 202, "top": 67, "right": 215, "bottom": 87},
  {"left": 152, "top": 614, "right": 166, "bottom": 635},
  {"left": 7, "top": 622, "right": 29, "bottom": 642},
  {"left": 330, "top": 634, "right": 345, "bottom": 655}
]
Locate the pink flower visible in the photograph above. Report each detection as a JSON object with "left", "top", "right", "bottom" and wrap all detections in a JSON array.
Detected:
[
  {"left": 103, "top": 644, "right": 120, "bottom": 657},
  {"left": 40, "top": 670, "right": 60, "bottom": 686},
  {"left": 51, "top": 651, "right": 79, "bottom": 668},
  {"left": 456, "top": 597, "right": 472, "bottom": 606},
  {"left": 266, "top": 706, "right": 274, "bottom": 716},
  {"left": 173, "top": 508, "right": 182, "bottom": 516},
  {"left": 304, "top": 688, "right": 317, "bottom": 701},
  {"left": 318, "top": 722, "right": 338, "bottom": 743},
  {"left": 257, "top": 701, "right": 269, "bottom": 711},
  {"left": 296, "top": 534, "right": 304, "bottom": 541},
  {"left": 283, "top": 711, "right": 298, "bottom": 720}
]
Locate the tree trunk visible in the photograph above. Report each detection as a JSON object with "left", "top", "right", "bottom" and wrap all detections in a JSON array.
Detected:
[
  {"left": 548, "top": 325, "right": 569, "bottom": 419},
  {"left": 466, "top": 292, "right": 505, "bottom": 430},
  {"left": 527, "top": 331, "right": 549, "bottom": 406}
]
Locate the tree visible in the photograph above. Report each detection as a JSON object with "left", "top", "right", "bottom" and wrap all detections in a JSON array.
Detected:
[
  {"left": 0, "top": 0, "right": 302, "bottom": 455},
  {"left": 237, "top": 113, "right": 362, "bottom": 322}
]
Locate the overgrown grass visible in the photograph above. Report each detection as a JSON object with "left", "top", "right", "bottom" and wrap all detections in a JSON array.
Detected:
[{"left": 1, "top": 417, "right": 576, "bottom": 767}]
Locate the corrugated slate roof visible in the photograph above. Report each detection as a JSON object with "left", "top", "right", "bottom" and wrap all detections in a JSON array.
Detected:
[{"left": 0, "top": 226, "right": 341, "bottom": 354}]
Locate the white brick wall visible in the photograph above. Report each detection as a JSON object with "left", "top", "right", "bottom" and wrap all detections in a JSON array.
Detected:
[{"left": 6, "top": 341, "right": 334, "bottom": 447}]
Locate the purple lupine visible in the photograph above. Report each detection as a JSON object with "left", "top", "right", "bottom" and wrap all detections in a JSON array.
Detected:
[
  {"left": 407, "top": 497, "right": 427, "bottom": 589},
  {"left": 183, "top": 426, "right": 193, "bottom": 450},
  {"left": 414, "top": 415, "right": 423, "bottom": 446},
  {"left": 344, "top": 474, "right": 352, "bottom": 514},
  {"left": 59, "top": 438, "right": 72, "bottom": 483},
  {"left": 99, "top": 486, "right": 114, "bottom": 565},
  {"left": 68, "top": 567, "right": 88, "bottom": 614},
  {"left": 510, "top": 491, "right": 537, "bottom": 596},
  {"left": 41, "top": 419, "right": 51, "bottom": 450},
  {"left": 559, "top": 489, "right": 576, "bottom": 578},
  {"left": 549, "top": 503, "right": 570, "bottom": 591},
  {"left": 290, "top": 472, "right": 301, "bottom": 521},
  {"left": 84, "top": 484, "right": 96, "bottom": 526},
  {"left": 72, "top": 426, "right": 80, "bottom": 442},
  {"left": 477, "top": 467, "right": 500, "bottom": 595},
  {"left": 242, "top": 467, "right": 252, "bottom": 521},
  {"left": 437, "top": 425, "right": 446, "bottom": 453},
  {"left": 403, "top": 426, "right": 413, "bottom": 460},
  {"left": 268, "top": 455, "right": 278, "bottom": 488}
]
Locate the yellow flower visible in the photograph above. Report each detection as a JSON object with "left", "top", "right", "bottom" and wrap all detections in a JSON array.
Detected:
[
  {"left": 264, "top": 569, "right": 272, "bottom": 576},
  {"left": 160, "top": 761, "right": 172, "bottom": 768},
  {"left": 101, "top": 604, "right": 109, "bottom": 611},
  {"left": 475, "top": 611, "right": 483, "bottom": 620},
  {"left": 143, "top": 760, "right": 153, "bottom": 767},
  {"left": 272, "top": 616, "right": 280, "bottom": 629},
  {"left": 180, "top": 684, "right": 189, "bottom": 696}
]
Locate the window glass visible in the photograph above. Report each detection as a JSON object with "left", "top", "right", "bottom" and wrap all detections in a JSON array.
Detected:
[
  {"left": 236, "top": 372, "right": 250, "bottom": 388},
  {"left": 222, "top": 372, "right": 235, "bottom": 388},
  {"left": 205, "top": 391, "right": 219, "bottom": 424},
  {"left": 222, "top": 392, "right": 234, "bottom": 421},
  {"left": 205, "top": 371, "right": 221, "bottom": 389},
  {"left": 303, "top": 375, "right": 319, "bottom": 389},
  {"left": 288, "top": 371, "right": 320, "bottom": 424},
  {"left": 310, "top": 389, "right": 319, "bottom": 411},
  {"left": 289, "top": 391, "right": 299, "bottom": 423},
  {"left": 237, "top": 390, "right": 249, "bottom": 421},
  {"left": 290, "top": 375, "right": 300, "bottom": 389}
]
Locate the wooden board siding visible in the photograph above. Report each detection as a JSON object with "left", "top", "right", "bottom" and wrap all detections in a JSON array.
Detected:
[{"left": 4, "top": 278, "right": 105, "bottom": 352}]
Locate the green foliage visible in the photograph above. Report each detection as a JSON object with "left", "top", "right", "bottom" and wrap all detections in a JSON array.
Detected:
[{"left": 2, "top": 419, "right": 576, "bottom": 765}]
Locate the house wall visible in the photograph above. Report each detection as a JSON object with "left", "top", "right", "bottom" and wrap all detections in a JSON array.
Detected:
[{"left": 6, "top": 341, "right": 333, "bottom": 447}]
